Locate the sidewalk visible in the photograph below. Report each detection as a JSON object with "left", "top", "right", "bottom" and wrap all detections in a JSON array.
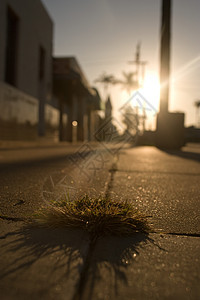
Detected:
[
  {"left": 0, "top": 145, "right": 200, "bottom": 299},
  {"left": 80, "top": 146, "right": 200, "bottom": 299},
  {"left": 0, "top": 137, "right": 81, "bottom": 150},
  {"left": 0, "top": 139, "right": 105, "bottom": 165}
]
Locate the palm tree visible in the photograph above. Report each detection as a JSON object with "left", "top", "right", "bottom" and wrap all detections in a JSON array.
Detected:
[
  {"left": 94, "top": 72, "right": 117, "bottom": 97},
  {"left": 116, "top": 71, "right": 141, "bottom": 135},
  {"left": 118, "top": 71, "right": 139, "bottom": 95}
]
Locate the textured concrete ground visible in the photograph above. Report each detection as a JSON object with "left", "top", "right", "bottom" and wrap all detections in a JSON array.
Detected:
[
  {"left": 81, "top": 146, "right": 200, "bottom": 300},
  {"left": 0, "top": 143, "right": 200, "bottom": 299}
]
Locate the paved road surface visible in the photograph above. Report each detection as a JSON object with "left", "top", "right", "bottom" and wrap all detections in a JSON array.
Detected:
[{"left": 0, "top": 144, "right": 200, "bottom": 299}]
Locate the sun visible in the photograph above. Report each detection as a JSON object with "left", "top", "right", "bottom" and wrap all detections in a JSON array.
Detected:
[
  {"left": 139, "top": 71, "right": 160, "bottom": 111},
  {"left": 115, "top": 70, "right": 160, "bottom": 131}
]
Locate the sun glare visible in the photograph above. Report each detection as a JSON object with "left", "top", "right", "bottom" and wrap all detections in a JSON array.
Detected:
[
  {"left": 117, "top": 71, "right": 160, "bottom": 130},
  {"left": 140, "top": 71, "right": 160, "bottom": 111},
  {"left": 119, "top": 71, "right": 160, "bottom": 111}
]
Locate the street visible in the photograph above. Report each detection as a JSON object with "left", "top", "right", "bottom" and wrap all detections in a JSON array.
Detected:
[{"left": 0, "top": 144, "right": 200, "bottom": 299}]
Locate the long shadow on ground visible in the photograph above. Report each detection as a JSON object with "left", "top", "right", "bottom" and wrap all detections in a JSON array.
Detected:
[
  {"left": 0, "top": 225, "right": 155, "bottom": 299},
  {"left": 0, "top": 226, "right": 88, "bottom": 299},
  {"left": 161, "top": 149, "right": 200, "bottom": 163},
  {"left": 79, "top": 233, "right": 153, "bottom": 300}
]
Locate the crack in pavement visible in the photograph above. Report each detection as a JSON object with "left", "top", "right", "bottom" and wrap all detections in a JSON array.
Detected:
[
  {"left": 0, "top": 215, "right": 25, "bottom": 222},
  {"left": 152, "top": 231, "right": 200, "bottom": 238},
  {"left": 72, "top": 236, "right": 97, "bottom": 300},
  {"left": 72, "top": 158, "right": 120, "bottom": 300},
  {"left": 104, "top": 166, "right": 118, "bottom": 199},
  {"left": 115, "top": 169, "right": 200, "bottom": 176},
  {"left": 104, "top": 154, "right": 119, "bottom": 199}
]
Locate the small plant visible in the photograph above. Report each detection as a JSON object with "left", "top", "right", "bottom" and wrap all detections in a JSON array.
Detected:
[{"left": 34, "top": 195, "right": 150, "bottom": 238}]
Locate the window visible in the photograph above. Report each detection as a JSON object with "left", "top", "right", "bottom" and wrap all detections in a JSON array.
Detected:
[
  {"left": 5, "top": 6, "right": 19, "bottom": 86},
  {"left": 39, "top": 46, "right": 45, "bottom": 80}
]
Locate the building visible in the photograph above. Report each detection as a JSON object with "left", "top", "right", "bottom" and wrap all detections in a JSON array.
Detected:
[
  {"left": 0, "top": 1, "right": 102, "bottom": 142},
  {"left": 53, "top": 57, "right": 102, "bottom": 142},
  {"left": 105, "top": 95, "right": 112, "bottom": 120},
  {"left": 0, "top": 0, "right": 58, "bottom": 140}
]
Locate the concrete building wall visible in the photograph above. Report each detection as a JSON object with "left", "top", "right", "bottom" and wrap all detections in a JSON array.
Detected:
[
  {"left": 0, "top": 1, "right": 6, "bottom": 82},
  {"left": 0, "top": 0, "right": 53, "bottom": 98},
  {"left": 0, "top": 81, "right": 59, "bottom": 140},
  {"left": 0, "top": 0, "right": 54, "bottom": 139},
  {"left": 0, "top": 81, "right": 38, "bottom": 125}
]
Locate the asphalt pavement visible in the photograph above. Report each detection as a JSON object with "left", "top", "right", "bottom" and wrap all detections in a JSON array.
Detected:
[{"left": 0, "top": 143, "right": 200, "bottom": 299}]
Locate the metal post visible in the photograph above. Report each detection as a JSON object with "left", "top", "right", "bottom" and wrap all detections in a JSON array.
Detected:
[{"left": 160, "top": 0, "right": 171, "bottom": 114}]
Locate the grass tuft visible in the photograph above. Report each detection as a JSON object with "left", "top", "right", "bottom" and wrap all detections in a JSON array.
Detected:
[{"left": 34, "top": 195, "right": 150, "bottom": 238}]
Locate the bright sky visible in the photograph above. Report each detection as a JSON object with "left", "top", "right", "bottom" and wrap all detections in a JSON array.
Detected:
[{"left": 42, "top": 0, "right": 200, "bottom": 128}]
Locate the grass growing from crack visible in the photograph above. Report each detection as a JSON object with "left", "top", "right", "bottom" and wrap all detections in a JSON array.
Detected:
[{"left": 34, "top": 195, "right": 150, "bottom": 238}]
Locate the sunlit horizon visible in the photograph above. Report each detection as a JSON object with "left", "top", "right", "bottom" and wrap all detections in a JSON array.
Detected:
[{"left": 42, "top": 0, "right": 200, "bottom": 128}]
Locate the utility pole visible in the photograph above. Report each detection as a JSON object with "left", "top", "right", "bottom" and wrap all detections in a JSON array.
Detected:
[
  {"left": 160, "top": 0, "right": 171, "bottom": 114},
  {"left": 128, "top": 43, "right": 148, "bottom": 132},
  {"left": 156, "top": 0, "right": 185, "bottom": 149},
  {"left": 128, "top": 42, "right": 148, "bottom": 87}
]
